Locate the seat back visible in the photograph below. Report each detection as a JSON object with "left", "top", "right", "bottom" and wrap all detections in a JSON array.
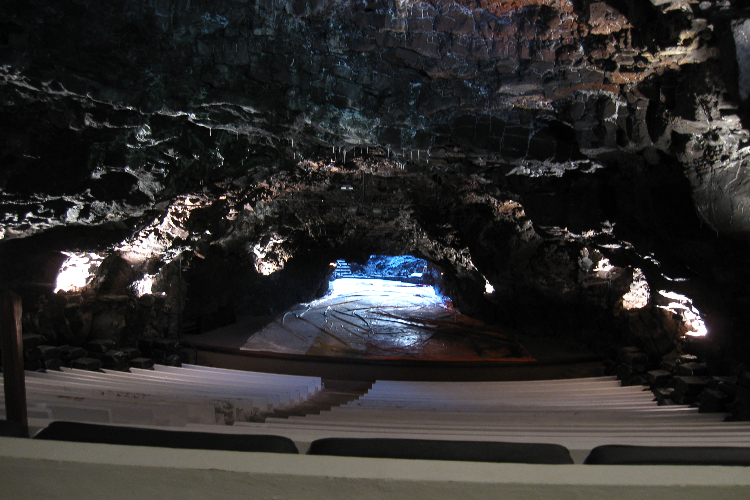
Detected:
[
  {"left": 34, "top": 421, "right": 298, "bottom": 454},
  {"left": 308, "top": 437, "right": 574, "bottom": 464},
  {"left": 585, "top": 445, "right": 750, "bottom": 465}
]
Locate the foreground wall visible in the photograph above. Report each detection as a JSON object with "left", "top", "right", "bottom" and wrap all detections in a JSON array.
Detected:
[{"left": 1, "top": 438, "right": 750, "bottom": 500}]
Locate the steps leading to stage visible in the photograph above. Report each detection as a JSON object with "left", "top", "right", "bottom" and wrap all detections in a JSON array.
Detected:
[{"left": 261, "top": 379, "right": 372, "bottom": 419}]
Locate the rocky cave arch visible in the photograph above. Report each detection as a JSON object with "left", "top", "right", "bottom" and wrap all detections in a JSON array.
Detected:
[{"left": 2, "top": 0, "right": 750, "bottom": 393}]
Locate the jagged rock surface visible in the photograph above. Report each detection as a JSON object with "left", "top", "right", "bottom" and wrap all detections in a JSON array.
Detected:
[{"left": 2, "top": 0, "right": 750, "bottom": 364}]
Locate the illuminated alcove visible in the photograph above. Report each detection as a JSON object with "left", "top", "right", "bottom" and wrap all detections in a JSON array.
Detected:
[{"left": 175, "top": 253, "right": 531, "bottom": 363}]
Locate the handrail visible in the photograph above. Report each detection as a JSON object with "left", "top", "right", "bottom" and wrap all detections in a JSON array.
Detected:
[{"left": 1, "top": 290, "right": 28, "bottom": 436}]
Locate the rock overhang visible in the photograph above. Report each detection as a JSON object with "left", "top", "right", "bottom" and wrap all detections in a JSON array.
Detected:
[{"left": 1, "top": 0, "right": 750, "bottom": 363}]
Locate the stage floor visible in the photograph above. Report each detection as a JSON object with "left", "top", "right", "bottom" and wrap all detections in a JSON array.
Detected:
[
  {"left": 183, "top": 278, "right": 602, "bottom": 376},
  {"left": 238, "top": 279, "right": 532, "bottom": 362}
]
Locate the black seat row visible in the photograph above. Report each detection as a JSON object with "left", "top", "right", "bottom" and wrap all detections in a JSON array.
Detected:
[
  {"left": 307, "top": 437, "right": 575, "bottom": 464},
  {"left": 583, "top": 444, "right": 750, "bottom": 466},
  {"left": 33, "top": 421, "right": 300, "bottom": 454},
  {"left": 307, "top": 438, "right": 750, "bottom": 466},
  {"left": 0, "top": 420, "right": 29, "bottom": 438},
  {"left": 29, "top": 422, "right": 750, "bottom": 466}
]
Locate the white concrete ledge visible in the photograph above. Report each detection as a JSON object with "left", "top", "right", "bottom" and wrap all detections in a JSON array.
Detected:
[{"left": 2, "top": 437, "right": 750, "bottom": 500}]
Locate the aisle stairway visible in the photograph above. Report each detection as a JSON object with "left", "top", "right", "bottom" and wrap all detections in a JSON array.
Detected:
[{"left": 260, "top": 379, "right": 372, "bottom": 419}]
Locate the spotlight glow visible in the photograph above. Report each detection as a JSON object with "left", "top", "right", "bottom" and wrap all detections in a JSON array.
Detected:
[
  {"left": 657, "top": 290, "right": 708, "bottom": 337},
  {"left": 54, "top": 252, "right": 104, "bottom": 292},
  {"left": 251, "top": 234, "right": 289, "bottom": 276},
  {"left": 594, "top": 257, "right": 614, "bottom": 273},
  {"left": 620, "top": 268, "right": 649, "bottom": 310},
  {"left": 131, "top": 273, "right": 158, "bottom": 297},
  {"left": 256, "top": 261, "right": 280, "bottom": 276}
]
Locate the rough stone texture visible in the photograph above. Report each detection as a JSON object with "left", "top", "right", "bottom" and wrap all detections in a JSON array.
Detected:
[
  {"left": 733, "top": 18, "right": 750, "bottom": 101},
  {"left": 646, "top": 369, "right": 672, "bottom": 387},
  {"left": 70, "top": 357, "right": 103, "bottom": 372},
  {"left": 1, "top": 0, "right": 750, "bottom": 367}
]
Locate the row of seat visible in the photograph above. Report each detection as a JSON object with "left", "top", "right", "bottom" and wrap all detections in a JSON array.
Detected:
[
  {"left": 251, "top": 376, "right": 750, "bottom": 453},
  {"left": 30, "top": 421, "right": 750, "bottom": 466},
  {"left": 7, "top": 370, "right": 750, "bottom": 463},
  {"left": 0, "top": 364, "right": 322, "bottom": 428}
]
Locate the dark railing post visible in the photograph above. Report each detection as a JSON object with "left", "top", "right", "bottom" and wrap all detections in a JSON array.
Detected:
[{"left": 1, "top": 290, "right": 28, "bottom": 434}]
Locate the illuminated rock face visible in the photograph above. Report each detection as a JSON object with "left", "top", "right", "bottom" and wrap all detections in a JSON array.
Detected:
[{"left": 1, "top": 1, "right": 750, "bottom": 361}]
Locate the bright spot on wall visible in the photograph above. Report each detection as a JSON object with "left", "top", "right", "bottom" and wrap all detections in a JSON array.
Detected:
[
  {"left": 116, "top": 193, "right": 206, "bottom": 265},
  {"left": 131, "top": 274, "right": 159, "bottom": 297},
  {"left": 484, "top": 278, "right": 494, "bottom": 295},
  {"left": 54, "top": 252, "right": 105, "bottom": 292},
  {"left": 620, "top": 268, "right": 649, "bottom": 310},
  {"left": 594, "top": 257, "right": 614, "bottom": 273},
  {"left": 256, "top": 260, "right": 280, "bottom": 276},
  {"left": 251, "top": 234, "right": 289, "bottom": 276},
  {"left": 657, "top": 290, "right": 708, "bottom": 337}
]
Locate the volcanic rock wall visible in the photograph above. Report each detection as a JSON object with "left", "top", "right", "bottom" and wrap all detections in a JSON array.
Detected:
[{"left": 2, "top": 0, "right": 750, "bottom": 366}]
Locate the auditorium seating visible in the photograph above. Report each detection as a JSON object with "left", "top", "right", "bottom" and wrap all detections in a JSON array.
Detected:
[
  {"left": 584, "top": 444, "right": 750, "bottom": 465},
  {"left": 250, "top": 376, "right": 750, "bottom": 461},
  {"left": 34, "top": 421, "right": 298, "bottom": 453},
  {"left": 308, "top": 437, "right": 575, "bottom": 464},
  {"left": 4, "top": 371, "right": 750, "bottom": 465},
  {"left": 0, "top": 364, "right": 321, "bottom": 429}
]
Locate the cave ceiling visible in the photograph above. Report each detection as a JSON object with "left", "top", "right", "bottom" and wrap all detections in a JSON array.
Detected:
[{"left": 2, "top": 0, "right": 750, "bottom": 358}]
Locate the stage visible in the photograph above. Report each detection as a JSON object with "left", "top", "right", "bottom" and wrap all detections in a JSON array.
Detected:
[{"left": 182, "top": 278, "right": 604, "bottom": 381}]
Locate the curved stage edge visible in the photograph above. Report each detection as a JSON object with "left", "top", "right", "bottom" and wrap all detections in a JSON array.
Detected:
[{"left": 183, "top": 340, "right": 606, "bottom": 382}]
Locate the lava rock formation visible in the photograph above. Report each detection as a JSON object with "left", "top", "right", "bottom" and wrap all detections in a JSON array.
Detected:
[{"left": 2, "top": 0, "right": 750, "bottom": 368}]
